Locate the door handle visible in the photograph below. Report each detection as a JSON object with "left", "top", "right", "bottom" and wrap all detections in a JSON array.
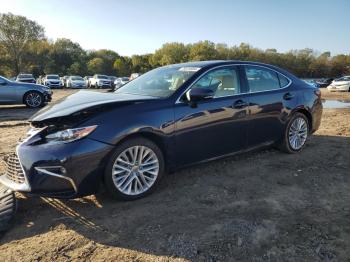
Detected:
[
  {"left": 233, "top": 100, "right": 248, "bottom": 109},
  {"left": 283, "top": 92, "right": 295, "bottom": 100}
]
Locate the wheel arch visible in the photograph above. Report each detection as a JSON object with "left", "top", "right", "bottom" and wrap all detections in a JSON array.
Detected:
[
  {"left": 292, "top": 107, "right": 313, "bottom": 132},
  {"left": 115, "top": 131, "right": 168, "bottom": 164}
]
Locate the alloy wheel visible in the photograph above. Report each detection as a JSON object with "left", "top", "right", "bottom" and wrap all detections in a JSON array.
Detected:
[
  {"left": 26, "top": 92, "right": 42, "bottom": 108},
  {"left": 288, "top": 117, "right": 308, "bottom": 150},
  {"left": 112, "top": 145, "right": 160, "bottom": 196}
]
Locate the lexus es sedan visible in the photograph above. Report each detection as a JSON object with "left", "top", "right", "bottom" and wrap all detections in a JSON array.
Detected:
[
  {"left": 0, "top": 75, "right": 52, "bottom": 108},
  {"left": 0, "top": 61, "right": 322, "bottom": 200}
]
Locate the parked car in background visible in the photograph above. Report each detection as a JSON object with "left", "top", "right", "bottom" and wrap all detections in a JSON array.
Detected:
[
  {"left": 66, "top": 76, "right": 87, "bottom": 88},
  {"left": 302, "top": 79, "right": 320, "bottom": 88},
  {"left": 130, "top": 73, "right": 141, "bottom": 80},
  {"left": 89, "top": 74, "right": 112, "bottom": 88},
  {"left": 0, "top": 61, "right": 322, "bottom": 201},
  {"left": 316, "top": 78, "right": 333, "bottom": 88},
  {"left": 16, "top": 74, "right": 36, "bottom": 84},
  {"left": 108, "top": 76, "right": 117, "bottom": 86},
  {"left": 114, "top": 77, "right": 129, "bottom": 89},
  {"left": 327, "top": 76, "right": 350, "bottom": 92},
  {"left": 43, "top": 74, "right": 63, "bottom": 88},
  {"left": 61, "top": 76, "right": 70, "bottom": 87},
  {"left": 0, "top": 75, "right": 52, "bottom": 108},
  {"left": 84, "top": 76, "right": 93, "bottom": 87}
]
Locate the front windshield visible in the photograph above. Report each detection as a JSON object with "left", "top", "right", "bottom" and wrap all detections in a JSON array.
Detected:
[
  {"left": 335, "top": 76, "right": 350, "bottom": 81},
  {"left": 122, "top": 77, "right": 129, "bottom": 81},
  {"left": 18, "top": 74, "right": 33, "bottom": 78},
  {"left": 47, "top": 75, "right": 59, "bottom": 79},
  {"left": 71, "top": 76, "right": 83, "bottom": 81},
  {"left": 115, "top": 65, "right": 201, "bottom": 97},
  {"left": 97, "top": 75, "right": 108, "bottom": 79}
]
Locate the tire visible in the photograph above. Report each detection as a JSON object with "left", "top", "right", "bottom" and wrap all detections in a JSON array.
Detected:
[
  {"left": 0, "top": 184, "right": 17, "bottom": 233},
  {"left": 278, "top": 112, "right": 309, "bottom": 154},
  {"left": 24, "top": 91, "right": 44, "bottom": 108},
  {"left": 104, "top": 137, "right": 164, "bottom": 200}
]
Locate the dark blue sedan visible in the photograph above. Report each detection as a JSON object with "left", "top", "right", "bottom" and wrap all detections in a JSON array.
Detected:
[{"left": 0, "top": 61, "right": 322, "bottom": 200}]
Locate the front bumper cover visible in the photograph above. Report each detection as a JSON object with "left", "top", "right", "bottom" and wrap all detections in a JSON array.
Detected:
[{"left": 0, "top": 129, "right": 113, "bottom": 198}]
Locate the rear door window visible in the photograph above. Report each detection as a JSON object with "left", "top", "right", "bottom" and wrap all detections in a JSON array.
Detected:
[{"left": 244, "top": 66, "right": 288, "bottom": 92}]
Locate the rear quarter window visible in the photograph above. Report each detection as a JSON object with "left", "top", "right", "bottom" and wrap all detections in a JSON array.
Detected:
[{"left": 277, "top": 74, "right": 290, "bottom": 88}]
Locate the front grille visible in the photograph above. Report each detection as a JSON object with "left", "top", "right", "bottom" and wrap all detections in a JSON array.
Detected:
[{"left": 2, "top": 153, "right": 25, "bottom": 184}]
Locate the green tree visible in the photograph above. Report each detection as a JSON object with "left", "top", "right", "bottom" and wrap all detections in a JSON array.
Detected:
[
  {"left": 113, "top": 57, "right": 131, "bottom": 76},
  {"left": 48, "top": 38, "right": 86, "bottom": 75},
  {"left": 0, "top": 13, "right": 45, "bottom": 74},
  {"left": 150, "top": 42, "right": 189, "bottom": 67},
  {"left": 88, "top": 49, "right": 119, "bottom": 75},
  {"left": 87, "top": 57, "right": 104, "bottom": 74},
  {"left": 189, "top": 40, "right": 218, "bottom": 61}
]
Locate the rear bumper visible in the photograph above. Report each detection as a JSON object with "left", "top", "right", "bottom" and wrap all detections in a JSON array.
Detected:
[{"left": 0, "top": 134, "right": 114, "bottom": 199}]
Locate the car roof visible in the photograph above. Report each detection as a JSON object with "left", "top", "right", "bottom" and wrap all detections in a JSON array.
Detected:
[{"left": 166, "top": 60, "right": 298, "bottom": 80}]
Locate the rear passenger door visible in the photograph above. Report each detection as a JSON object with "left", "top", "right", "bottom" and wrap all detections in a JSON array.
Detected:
[{"left": 242, "top": 65, "right": 293, "bottom": 148}]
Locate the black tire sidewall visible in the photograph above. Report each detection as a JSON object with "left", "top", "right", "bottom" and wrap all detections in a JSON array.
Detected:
[
  {"left": 24, "top": 91, "right": 44, "bottom": 108},
  {"left": 104, "top": 137, "right": 164, "bottom": 200},
  {"left": 283, "top": 113, "right": 309, "bottom": 153},
  {"left": 0, "top": 184, "right": 17, "bottom": 232}
]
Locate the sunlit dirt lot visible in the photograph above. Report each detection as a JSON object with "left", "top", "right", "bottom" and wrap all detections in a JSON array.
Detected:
[{"left": 0, "top": 89, "right": 349, "bottom": 261}]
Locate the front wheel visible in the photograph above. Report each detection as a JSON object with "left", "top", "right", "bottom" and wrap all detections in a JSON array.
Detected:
[
  {"left": 104, "top": 137, "right": 164, "bottom": 200},
  {"left": 0, "top": 184, "right": 17, "bottom": 232},
  {"left": 278, "top": 113, "right": 309, "bottom": 153},
  {"left": 24, "top": 91, "right": 44, "bottom": 108}
]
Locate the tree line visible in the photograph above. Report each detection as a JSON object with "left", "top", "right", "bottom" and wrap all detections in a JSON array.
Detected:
[{"left": 1, "top": 13, "right": 349, "bottom": 79}]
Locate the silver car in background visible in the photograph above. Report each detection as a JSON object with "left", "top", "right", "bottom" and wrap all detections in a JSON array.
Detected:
[
  {"left": 66, "top": 76, "right": 87, "bottom": 88},
  {"left": 0, "top": 76, "right": 52, "bottom": 108},
  {"left": 114, "top": 77, "right": 129, "bottom": 89}
]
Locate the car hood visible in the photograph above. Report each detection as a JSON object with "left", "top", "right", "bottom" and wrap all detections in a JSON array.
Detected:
[
  {"left": 30, "top": 91, "right": 158, "bottom": 122},
  {"left": 12, "top": 82, "right": 49, "bottom": 91}
]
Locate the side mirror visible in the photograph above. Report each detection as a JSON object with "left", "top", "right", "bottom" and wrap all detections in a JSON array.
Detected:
[
  {"left": 0, "top": 81, "right": 7, "bottom": 86},
  {"left": 186, "top": 87, "right": 214, "bottom": 102}
]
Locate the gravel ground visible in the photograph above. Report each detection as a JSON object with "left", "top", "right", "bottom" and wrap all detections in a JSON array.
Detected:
[{"left": 0, "top": 89, "right": 349, "bottom": 261}]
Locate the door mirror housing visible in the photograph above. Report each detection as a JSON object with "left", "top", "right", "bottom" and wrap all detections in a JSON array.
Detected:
[
  {"left": 0, "top": 80, "right": 7, "bottom": 86},
  {"left": 186, "top": 88, "right": 214, "bottom": 102}
]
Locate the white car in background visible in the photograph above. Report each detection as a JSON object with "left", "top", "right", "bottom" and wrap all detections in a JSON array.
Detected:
[
  {"left": 66, "top": 76, "right": 87, "bottom": 88},
  {"left": 43, "top": 74, "right": 63, "bottom": 88},
  {"left": 114, "top": 77, "right": 129, "bottom": 89},
  {"left": 327, "top": 76, "right": 350, "bottom": 92},
  {"left": 89, "top": 74, "right": 112, "bottom": 88}
]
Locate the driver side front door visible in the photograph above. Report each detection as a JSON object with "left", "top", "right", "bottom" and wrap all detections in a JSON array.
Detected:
[{"left": 174, "top": 66, "right": 249, "bottom": 167}]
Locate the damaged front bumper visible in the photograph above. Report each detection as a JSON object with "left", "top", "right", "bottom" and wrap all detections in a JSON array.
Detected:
[{"left": 0, "top": 128, "right": 113, "bottom": 198}]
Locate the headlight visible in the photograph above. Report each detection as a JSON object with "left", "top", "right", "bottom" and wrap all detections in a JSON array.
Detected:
[{"left": 45, "top": 125, "right": 97, "bottom": 143}]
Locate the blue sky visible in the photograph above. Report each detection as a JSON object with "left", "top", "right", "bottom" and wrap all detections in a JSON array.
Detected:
[{"left": 2, "top": 0, "right": 349, "bottom": 56}]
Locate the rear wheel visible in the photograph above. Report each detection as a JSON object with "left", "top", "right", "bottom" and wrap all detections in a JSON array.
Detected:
[
  {"left": 278, "top": 113, "right": 309, "bottom": 153},
  {"left": 104, "top": 137, "right": 164, "bottom": 200},
  {"left": 0, "top": 184, "right": 17, "bottom": 232},
  {"left": 24, "top": 91, "right": 43, "bottom": 108}
]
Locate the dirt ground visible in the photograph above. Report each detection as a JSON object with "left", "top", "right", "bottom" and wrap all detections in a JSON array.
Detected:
[{"left": 0, "top": 89, "right": 350, "bottom": 261}]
